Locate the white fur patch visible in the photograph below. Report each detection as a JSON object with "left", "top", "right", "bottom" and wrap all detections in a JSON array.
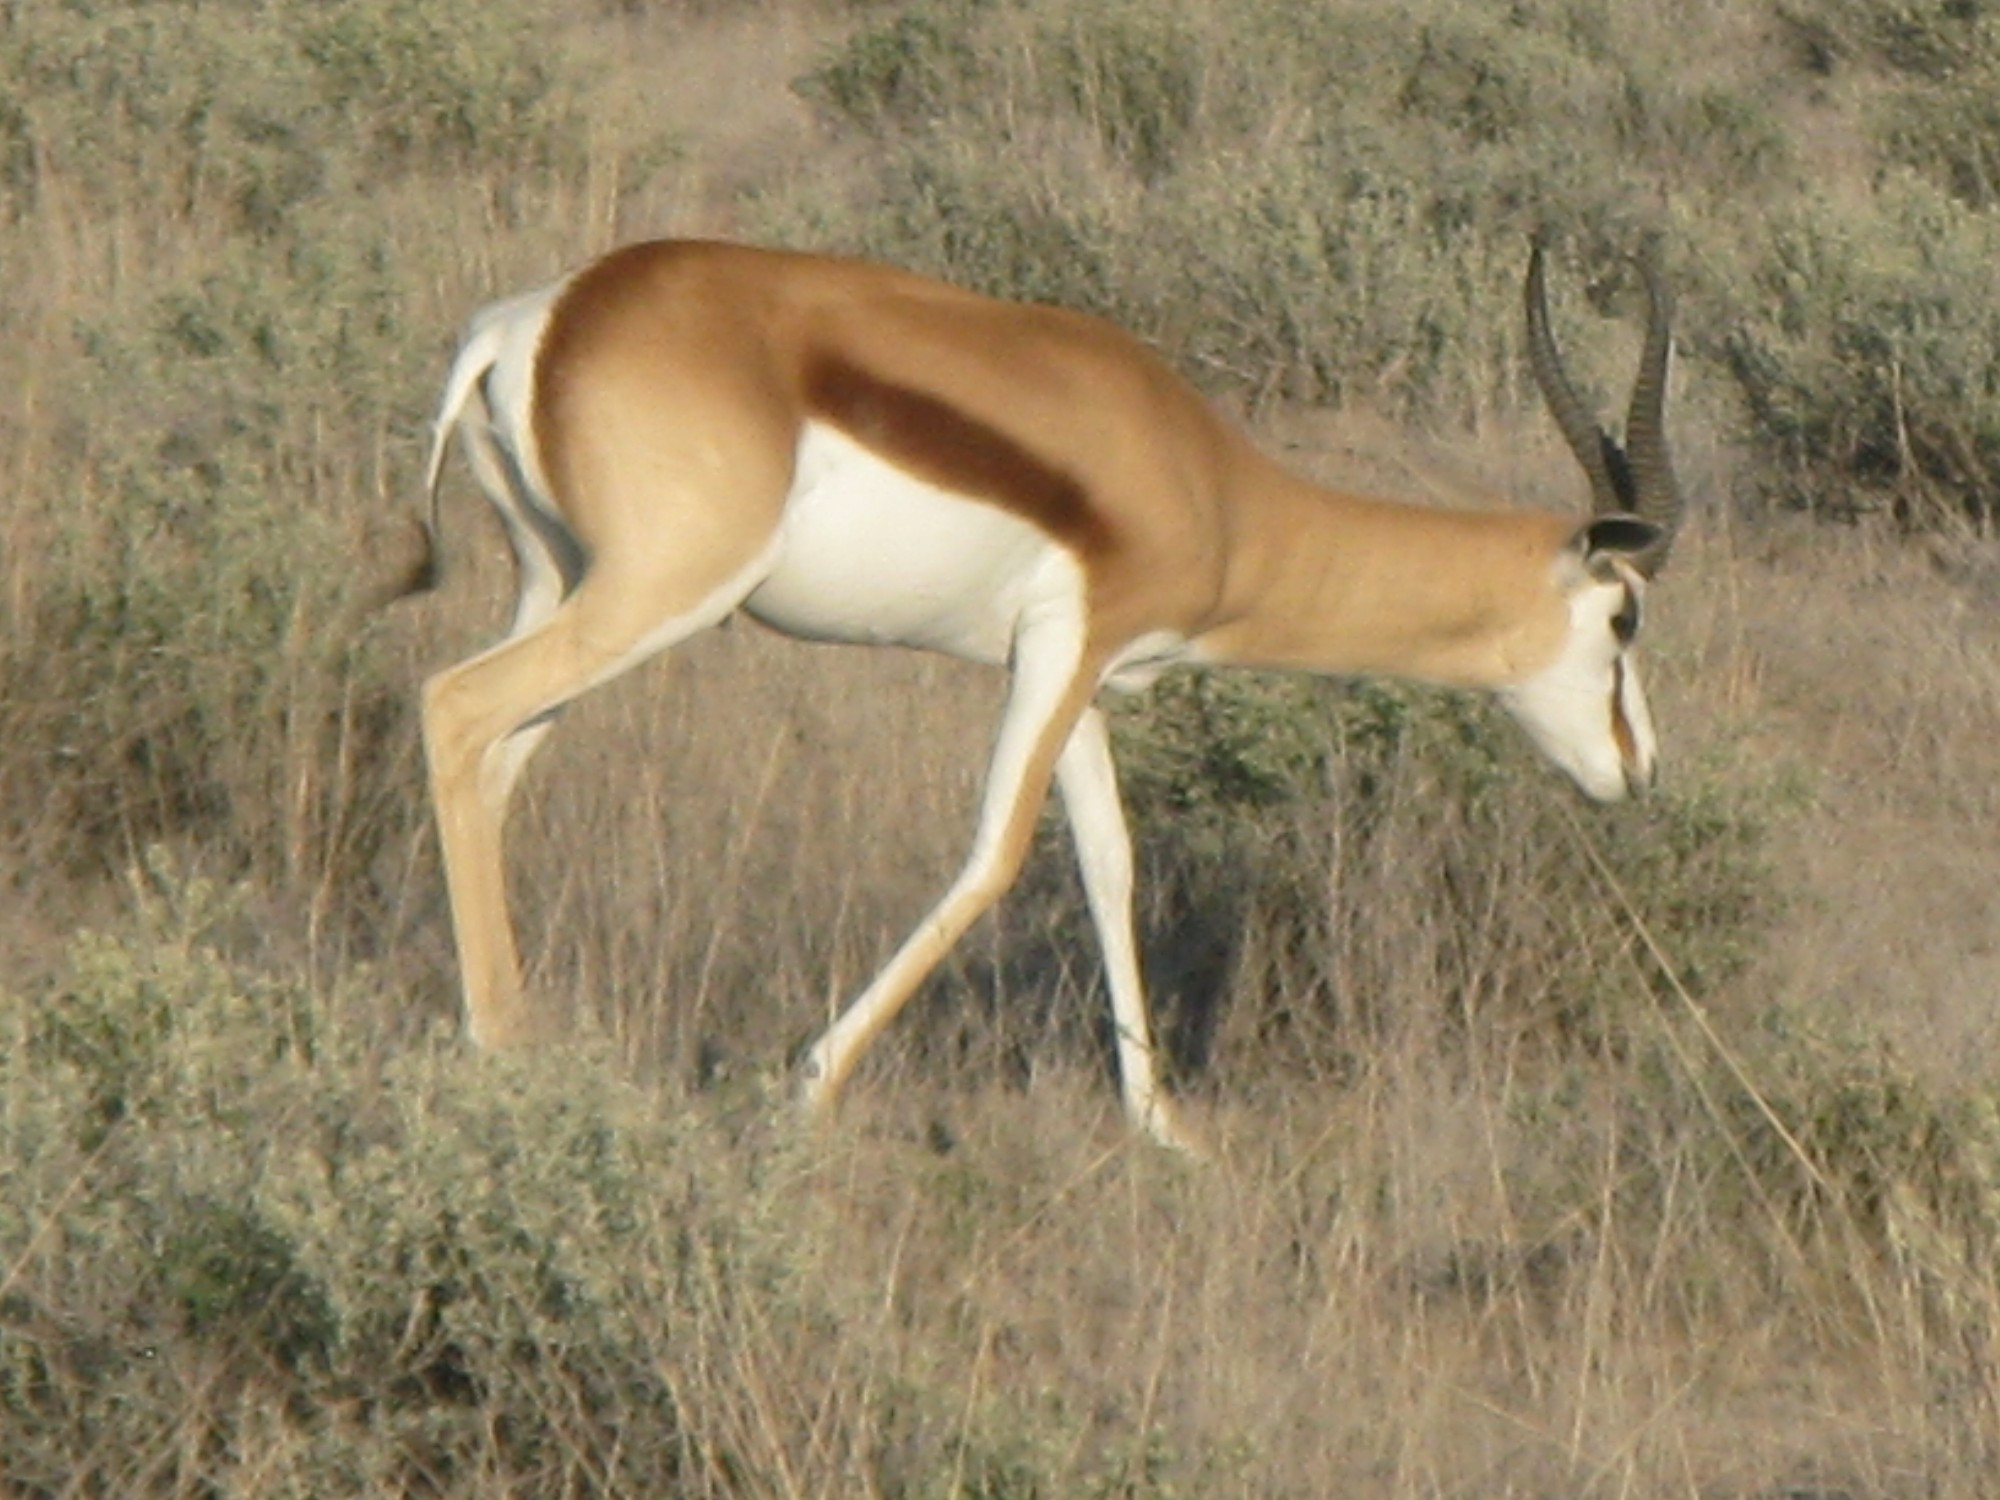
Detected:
[
  {"left": 1496, "top": 578, "right": 1657, "bottom": 801},
  {"left": 746, "top": 423, "right": 1084, "bottom": 665}
]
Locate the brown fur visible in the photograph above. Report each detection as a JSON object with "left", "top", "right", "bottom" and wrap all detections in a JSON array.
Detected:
[{"left": 527, "top": 240, "right": 1580, "bottom": 680}]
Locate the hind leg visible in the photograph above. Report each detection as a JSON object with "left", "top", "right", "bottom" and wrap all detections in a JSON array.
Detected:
[{"left": 422, "top": 538, "right": 780, "bottom": 1048}]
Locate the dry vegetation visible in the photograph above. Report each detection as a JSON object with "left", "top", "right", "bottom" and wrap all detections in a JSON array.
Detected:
[{"left": 6, "top": 0, "right": 2000, "bottom": 1495}]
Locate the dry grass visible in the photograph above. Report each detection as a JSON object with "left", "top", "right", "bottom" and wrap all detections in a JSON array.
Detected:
[{"left": 8, "top": 1, "right": 2000, "bottom": 1496}]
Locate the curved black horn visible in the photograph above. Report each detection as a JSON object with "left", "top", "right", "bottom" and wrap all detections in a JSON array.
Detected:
[
  {"left": 1621, "top": 237, "right": 1684, "bottom": 574},
  {"left": 1525, "top": 239, "right": 1623, "bottom": 517},
  {"left": 1524, "top": 235, "right": 1683, "bottom": 576}
]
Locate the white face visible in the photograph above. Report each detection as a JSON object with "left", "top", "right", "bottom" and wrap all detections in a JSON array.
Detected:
[{"left": 1496, "top": 567, "right": 1657, "bottom": 802}]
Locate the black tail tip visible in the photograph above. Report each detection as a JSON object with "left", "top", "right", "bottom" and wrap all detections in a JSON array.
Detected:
[{"left": 360, "top": 515, "right": 443, "bottom": 612}]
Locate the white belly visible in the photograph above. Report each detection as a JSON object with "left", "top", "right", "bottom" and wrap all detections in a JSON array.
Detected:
[{"left": 746, "top": 423, "right": 1080, "bottom": 664}]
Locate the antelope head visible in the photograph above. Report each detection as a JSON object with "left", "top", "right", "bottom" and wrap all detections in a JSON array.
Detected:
[{"left": 1497, "top": 238, "right": 1685, "bottom": 802}]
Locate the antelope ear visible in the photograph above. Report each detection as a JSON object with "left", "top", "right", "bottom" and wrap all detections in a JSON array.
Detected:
[{"left": 1569, "top": 513, "right": 1663, "bottom": 581}]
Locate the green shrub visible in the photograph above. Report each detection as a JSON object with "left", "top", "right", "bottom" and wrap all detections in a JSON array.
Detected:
[
  {"left": 1877, "top": 72, "right": 2000, "bottom": 209},
  {"left": 841, "top": 141, "right": 1122, "bottom": 311},
  {"left": 2, "top": 866, "right": 1264, "bottom": 1496},
  {"left": 0, "top": 3, "right": 311, "bottom": 228},
  {"left": 0, "top": 0, "right": 578, "bottom": 230},
  {"left": 1606, "top": 1019, "right": 2000, "bottom": 1326},
  {"left": 1104, "top": 672, "right": 1777, "bottom": 1081},
  {"left": 296, "top": 0, "right": 572, "bottom": 173},
  {"left": 0, "top": 0, "right": 615, "bottom": 918},
  {"left": 1039, "top": 1, "right": 1205, "bottom": 181},
  {"left": 1121, "top": 158, "right": 1524, "bottom": 410},
  {"left": 1717, "top": 173, "right": 2000, "bottom": 525},
  {"left": 0, "top": 868, "right": 773, "bottom": 1495},
  {"left": 1776, "top": 0, "right": 2000, "bottom": 210},
  {"left": 1775, "top": 0, "right": 1999, "bottom": 80},
  {"left": 1641, "top": 76, "right": 1792, "bottom": 193},
  {"left": 795, "top": 0, "right": 995, "bottom": 132},
  {"left": 4, "top": 227, "right": 423, "bottom": 897},
  {"left": 1778, "top": 1044, "right": 2000, "bottom": 1248}
]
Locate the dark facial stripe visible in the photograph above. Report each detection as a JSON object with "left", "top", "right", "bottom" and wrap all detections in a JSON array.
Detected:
[
  {"left": 1610, "top": 657, "right": 1638, "bottom": 767},
  {"left": 802, "top": 354, "right": 1115, "bottom": 557}
]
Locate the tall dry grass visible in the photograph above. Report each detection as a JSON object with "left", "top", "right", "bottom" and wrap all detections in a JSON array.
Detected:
[{"left": 6, "top": 1, "right": 2000, "bottom": 1495}]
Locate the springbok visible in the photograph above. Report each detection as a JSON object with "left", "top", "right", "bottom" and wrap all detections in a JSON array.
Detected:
[{"left": 415, "top": 236, "right": 1683, "bottom": 1148}]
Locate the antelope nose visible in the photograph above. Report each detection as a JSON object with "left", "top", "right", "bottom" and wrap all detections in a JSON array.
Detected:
[{"left": 1625, "top": 755, "right": 1658, "bottom": 799}]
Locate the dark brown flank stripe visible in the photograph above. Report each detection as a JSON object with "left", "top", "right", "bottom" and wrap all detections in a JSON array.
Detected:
[{"left": 801, "top": 354, "right": 1117, "bottom": 559}]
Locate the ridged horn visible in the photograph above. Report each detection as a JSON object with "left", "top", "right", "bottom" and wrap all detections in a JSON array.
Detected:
[
  {"left": 1524, "top": 235, "right": 1683, "bottom": 576},
  {"left": 1621, "top": 236, "right": 1684, "bottom": 573}
]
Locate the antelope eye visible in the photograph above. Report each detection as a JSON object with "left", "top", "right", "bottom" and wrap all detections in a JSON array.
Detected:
[{"left": 1610, "top": 590, "right": 1641, "bottom": 646}]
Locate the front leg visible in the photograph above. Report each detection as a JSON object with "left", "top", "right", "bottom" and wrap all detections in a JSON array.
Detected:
[
  {"left": 800, "top": 612, "right": 1102, "bottom": 1114},
  {"left": 1055, "top": 706, "right": 1200, "bottom": 1154}
]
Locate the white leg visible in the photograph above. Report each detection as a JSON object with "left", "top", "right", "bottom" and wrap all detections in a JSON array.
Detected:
[
  {"left": 800, "top": 610, "right": 1098, "bottom": 1113},
  {"left": 1056, "top": 706, "right": 1198, "bottom": 1153}
]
